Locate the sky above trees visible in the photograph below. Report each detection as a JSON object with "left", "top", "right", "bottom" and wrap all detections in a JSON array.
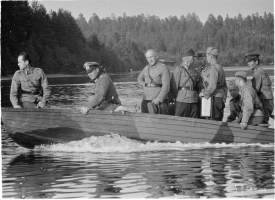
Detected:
[{"left": 41, "top": 0, "right": 273, "bottom": 22}]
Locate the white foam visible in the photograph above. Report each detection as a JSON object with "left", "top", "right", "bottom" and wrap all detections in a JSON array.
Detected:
[{"left": 35, "top": 133, "right": 274, "bottom": 153}]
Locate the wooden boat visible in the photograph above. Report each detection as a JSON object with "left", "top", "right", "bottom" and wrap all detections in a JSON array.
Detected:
[{"left": 1, "top": 107, "right": 274, "bottom": 149}]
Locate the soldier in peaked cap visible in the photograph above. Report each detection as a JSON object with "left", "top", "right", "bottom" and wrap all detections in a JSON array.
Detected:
[
  {"left": 245, "top": 53, "right": 273, "bottom": 124},
  {"left": 234, "top": 71, "right": 264, "bottom": 129},
  {"left": 137, "top": 49, "right": 170, "bottom": 114},
  {"left": 172, "top": 49, "right": 201, "bottom": 117},
  {"left": 80, "top": 62, "right": 121, "bottom": 114},
  {"left": 200, "top": 47, "right": 227, "bottom": 121}
]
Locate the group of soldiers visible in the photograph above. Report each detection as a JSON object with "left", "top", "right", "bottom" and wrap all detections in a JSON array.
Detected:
[
  {"left": 137, "top": 48, "right": 273, "bottom": 129},
  {"left": 10, "top": 49, "right": 273, "bottom": 130}
]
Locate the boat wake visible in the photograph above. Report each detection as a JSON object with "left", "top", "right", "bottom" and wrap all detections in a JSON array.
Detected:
[{"left": 35, "top": 133, "right": 274, "bottom": 153}]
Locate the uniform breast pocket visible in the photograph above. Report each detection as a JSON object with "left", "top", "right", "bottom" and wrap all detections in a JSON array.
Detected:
[{"left": 31, "top": 77, "right": 41, "bottom": 86}]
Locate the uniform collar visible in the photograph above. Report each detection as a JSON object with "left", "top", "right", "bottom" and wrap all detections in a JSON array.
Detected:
[{"left": 23, "top": 65, "right": 34, "bottom": 75}]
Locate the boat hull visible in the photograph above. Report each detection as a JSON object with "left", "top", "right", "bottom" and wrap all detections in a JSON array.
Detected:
[{"left": 1, "top": 108, "right": 274, "bottom": 149}]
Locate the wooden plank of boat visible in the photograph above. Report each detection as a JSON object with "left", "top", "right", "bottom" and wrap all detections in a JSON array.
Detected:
[{"left": 1, "top": 107, "right": 274, "bottom": 149}]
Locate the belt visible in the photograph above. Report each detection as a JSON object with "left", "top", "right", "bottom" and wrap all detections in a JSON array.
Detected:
[
  {"left": 145, "top": 83, "right": 162, "bottom": 87},
  {"left": 178, "top": 86, "right": 195, "bottom": 91},
  {"left": 21, "top": 90, "right": 40, "bottom": 95}
]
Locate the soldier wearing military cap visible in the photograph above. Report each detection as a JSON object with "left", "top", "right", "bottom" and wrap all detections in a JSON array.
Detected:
[
  {"left": 171, "top": 49, "right": 201, "bottom": 117},
  {"left": 137, "top": 49, "right": 170, "bottom": 114},
  {"left": 246, "top": 53, "right": 273, "bottom": 124},
  {"left": 80, "top": 62, "right": 121, "bottom": 114},
  {"left": 200, "top": 47, "right": 227, "bottom": 121},
  {"left": 234, "top": 71, "right": 264, "bottom": 129}
]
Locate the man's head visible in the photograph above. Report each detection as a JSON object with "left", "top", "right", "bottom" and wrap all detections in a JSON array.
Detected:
[
  {"left": 245, "top": 53, "right": 260, "bottom": 71},
  {"left": 181, "top": 49, "right": 195, "bottom": 68},
  {"left": 145, "top": 49, "right": 158, "bottom": 66},
  {"left": 18, "top": 52, "right": 31, "bottom": 70},
  {"left": 206, "top": 47, "right": 218, "bottom": 64},
  {"left": 234, "top": 71, "right": 247, "bottom": 87},
  {"left": 228, "top": 80, "right": 239, "bottom": 98},
  {"left": 83, "top": 62, "right": 104, "bottom": 81}
]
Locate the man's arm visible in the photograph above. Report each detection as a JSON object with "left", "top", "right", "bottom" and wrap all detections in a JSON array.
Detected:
[
  {"left": 203, "top": 67, "right": 218, "bottom": 99},
  {"left": 10, "top": 72, "right": 21, "bottom": 108},
  {"left": 241, "top": 90, "right": 254, "bottom": 124},
  {"left": 137, "top": 67, "right": 146, "bottom": 86},
  {"left": 40, "top": 69, "right": 50, "bottom": 105},
  {"left": 155, "top": 66, "right": 170, "bottom": 102}
]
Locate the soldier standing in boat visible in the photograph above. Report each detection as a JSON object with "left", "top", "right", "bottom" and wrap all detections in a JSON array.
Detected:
[
  {"left": 200, "top": 47, "right": 227, "bottom": 121},
  {"left": 137, "top": 49, "right": 170, "bottom": 114},
  {"left": 10, "top": 51, "right": 50, "bottom": 108},
  {"left": 80, "top": 62, "right": 121, "bottom": 114},
  {"left": 172, "top": 49, "right": 201, "bottom": 117},
  {"left": 246, "top": 53, "right": 274, "bottom": 124},
  {"left": 234, "top": 71, "right": 264, "bottom": 129}
]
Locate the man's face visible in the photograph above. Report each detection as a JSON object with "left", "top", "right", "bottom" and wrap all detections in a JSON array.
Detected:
[
  {"left": 229, "top": 88, "right": 239, "bottom": 98},
  {"left": 247, "top": 60, "right": 257, "bottom": 71},
  {"left": 18, "top": 55, "right": 28, "bottom": 70},
  {"left": 145, "top": 51, "right": 157, "bottom": 66},
  {"left": 206, "top": 53, "right": 212, "bottom": 63},
  {"left": 182, "top": 56, "right": 193, "bottom": 67},
  {"left": 87, "top": 68, "right": 99, "bottom": 80}
]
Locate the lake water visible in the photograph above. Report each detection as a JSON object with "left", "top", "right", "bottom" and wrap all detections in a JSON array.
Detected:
[{"left": 1, "top": 72, "right": 274, "bottom": 198}]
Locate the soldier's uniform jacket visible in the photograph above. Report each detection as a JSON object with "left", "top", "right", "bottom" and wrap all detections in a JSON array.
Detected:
[
  {"left": 201, "top": 64, "right": 227, "bottom": 100},
  {"left": 252, "top": 67, "right": 273, "bottom": 100},
  {"left": 239, "top": 84, "right": 263, "bottom": 123},
  {"left": 10, "top": 67, "right": 50, "bottom": 107},
  {"left": 86, "top": 73, "right": 121, "bottom": 109},
  {"left": 137, "top": 62, "right": 170, "bottom": 102},
  {"left": 172, "top": 65, "right": 201, "bottom": 103}
]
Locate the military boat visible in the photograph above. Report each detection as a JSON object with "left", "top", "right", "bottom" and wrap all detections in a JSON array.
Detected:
[{"left": 1, "top": 107, "right": 274, "bottom": 149}]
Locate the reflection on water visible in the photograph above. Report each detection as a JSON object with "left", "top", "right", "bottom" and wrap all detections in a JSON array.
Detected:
[
  {"left": 1, "top": 75, "right": 274, "bottom": 198},
  {"left": 2, "top": 144, "right": 274, "bottom": 198}
]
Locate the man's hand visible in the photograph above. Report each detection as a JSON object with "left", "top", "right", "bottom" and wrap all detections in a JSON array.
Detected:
[
  {"left": 80, "top": 106, "right": 90, "bottom": 114},
  {"left": 37, "top": 101, "right": 46, "bottom": 108},
  {"left": 240, "top": 122, "right": 248, "bottom": 130},
  {"left": 152, "top": 98, "right": 160, "bottom": 105},
  {"left": 199, "top": 91, "right": 204, "bottom": 97},
  {"left": 13, "top": 105, "right": 22, "bottom": 109}
]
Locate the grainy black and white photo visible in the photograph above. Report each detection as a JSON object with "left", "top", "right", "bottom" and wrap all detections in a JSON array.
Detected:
[{"left": 1, "top": 0, "right": 274, "bottom": 198}]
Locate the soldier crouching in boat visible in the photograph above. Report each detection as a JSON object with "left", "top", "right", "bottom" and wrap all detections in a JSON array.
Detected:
[
  {"left": 10, "top": 51, "right": 50, "bottom": 109},
  {"left": 246, "top": 53, "right": 274, "bottom": 124},
  {"left": 137, "top": 49, "right": 170, "bottom": 114},
  {"left": 172, "top": 49, "right": 201, "bottom": 118},
  {"left": 80, "top": 62, "right": 121, "bottom": 114},
  {"left": 234, "top": 71, "right": 264, "bottom": 129}
]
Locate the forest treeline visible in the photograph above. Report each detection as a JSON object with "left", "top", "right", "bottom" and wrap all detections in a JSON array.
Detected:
[
  {"left": 1, "top": 1, "right": 135, "bottom": 76},
  {"left": 1, "top": 1, "right": 274, "bottom": 76},
  {"left": 76, "top": 12, "right": 274, "bottom": 67}
]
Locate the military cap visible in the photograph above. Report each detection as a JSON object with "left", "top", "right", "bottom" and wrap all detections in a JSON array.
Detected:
[
  {"left": 83, "top": 62, "right": 100, "bottom": 73},
  {"left": 235, "top": 71, "right": 247, "bottom": 80},
  {"left": 227, "top": 80, "right": 237, "bottom": 90},
  {"left": 206, "top": 47, "right": 218, "bottom": 56},
  {"left": 183, "top": 49, "right": 195, "bottom": 57},
  {"left": 245, "top": 53, "right": 260, "bottom": 62}
]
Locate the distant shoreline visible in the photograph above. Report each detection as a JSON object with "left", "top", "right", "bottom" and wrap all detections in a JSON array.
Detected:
[{"left": 1, "top": 65, "right": 273, "bottom": 81}]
